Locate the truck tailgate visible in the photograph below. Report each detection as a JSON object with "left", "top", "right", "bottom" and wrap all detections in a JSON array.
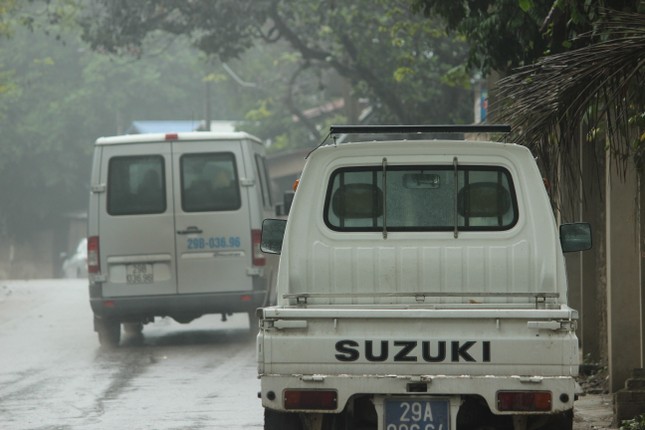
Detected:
[{"left": 258, "top": 307, "right": 578, "bottom": 377}]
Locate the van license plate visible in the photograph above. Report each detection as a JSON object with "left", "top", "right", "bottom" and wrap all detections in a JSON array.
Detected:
[
  {"left": 384, "top": 398, "right": 449, "bottom": 430},
  {"left": 126, "top": 264, "right": 154, "bottom": 284}
]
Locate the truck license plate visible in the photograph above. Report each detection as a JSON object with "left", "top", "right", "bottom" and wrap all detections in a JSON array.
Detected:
[
  {"left": 126, "top": 263, "right": 153, "bottom": 284},
  {"left": 384, "top": 398, "right": 449, "bottom": 430}
]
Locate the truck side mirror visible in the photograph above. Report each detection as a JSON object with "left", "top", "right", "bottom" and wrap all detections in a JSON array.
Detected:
[
  {"left": 261, "top": 218, "right": 287, "bottom": 254},
  {"left": 560, "top": 222, "right": 592, "bottom": 252}
]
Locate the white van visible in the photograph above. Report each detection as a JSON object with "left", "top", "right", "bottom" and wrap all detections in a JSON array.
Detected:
[{"left": 88, "top": 131, "right": 275, "bottom": 347}]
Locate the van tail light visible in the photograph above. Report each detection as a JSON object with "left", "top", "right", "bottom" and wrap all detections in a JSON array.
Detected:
[
  {"left": 252, "top": 229, "right": 266, "bottom": 266},
  {"left": 87, "top": 236, "right": 100, "bottom": 274},
  {"left": 284, "top": 390, "right": 337, "bottom": 410},
  {"left": 497, "top": 391, "right": 552, "bottom": 412}
]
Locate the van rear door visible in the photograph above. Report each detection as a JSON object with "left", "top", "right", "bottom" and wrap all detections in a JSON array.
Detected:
[
  {"left": 173, "top": 140, "right": 252, "bottom": 294},
  {"left": 98, "top": 142, "right": 177, "bottom": 297}
]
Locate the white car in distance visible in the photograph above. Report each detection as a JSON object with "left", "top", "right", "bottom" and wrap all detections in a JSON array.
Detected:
[{"left": 61, "top": 237, "right": 88, "bottom": 279}]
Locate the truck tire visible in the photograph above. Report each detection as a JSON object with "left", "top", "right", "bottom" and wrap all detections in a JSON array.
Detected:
[
  {"left": 96, "top": 318, "right": 121, "bottom": 347},
  {"left": 539, "top": 409, "right": 573, "bottom": 430},
  {"left": 264, "top": 409, "right": 302, "bottom": 430}
]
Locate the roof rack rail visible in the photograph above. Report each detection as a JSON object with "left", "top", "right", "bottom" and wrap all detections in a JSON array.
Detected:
[{"left": 329, "top": 124, "right": 511, "bottom": 135}]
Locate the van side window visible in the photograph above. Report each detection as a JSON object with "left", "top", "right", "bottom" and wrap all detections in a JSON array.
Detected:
[
  {"left": 107, "top": 155, "right": 166, "bottom": 216},
  {"left": 181, "top": 152, "right": 241, "bottom": 212},
  {"left": 324, "top": 165, "right": 517, "bottom": 231},
  {"left": 255, "top": 154, "right": 273, "bottom": 208}
]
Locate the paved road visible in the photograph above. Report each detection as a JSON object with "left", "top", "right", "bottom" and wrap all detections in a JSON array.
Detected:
[
  {"left": 0, "top": 279, "right": 263, "bottom": 429},
  {"left": 574, "top": 394, "right": 615, "bottom": 430}
]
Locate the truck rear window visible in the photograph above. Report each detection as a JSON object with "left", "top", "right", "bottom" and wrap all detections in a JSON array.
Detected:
[{"left": 324, "top": 165, "right": 518, "bottom": 231}]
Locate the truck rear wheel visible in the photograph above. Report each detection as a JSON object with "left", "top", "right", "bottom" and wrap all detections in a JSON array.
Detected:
[
  {"left": 264, "top": 409, "right": 302, "bottom": 430},
  {"left": 535, "top": 409, "right": 573, "bottom": 430},
  {"left": 95, "top": 317, "right": 121, "bottom": 347}
]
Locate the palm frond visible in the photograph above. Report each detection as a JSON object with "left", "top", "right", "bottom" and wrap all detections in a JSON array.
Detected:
[{"left": 492, "top": 9, "right": 645, "bottom": 178}]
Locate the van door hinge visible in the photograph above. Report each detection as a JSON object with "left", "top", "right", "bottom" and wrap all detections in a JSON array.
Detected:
[
  {"left": 91, "top": 184, "right": 106, "bottom": 193},
  {"left": 240, "top": 178, "right": 255, "bottom": 187}
]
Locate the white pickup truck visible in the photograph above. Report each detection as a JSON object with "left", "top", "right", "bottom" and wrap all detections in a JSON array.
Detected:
[{"left": 257, "top": 125, "right": 591, "bottom": 430}]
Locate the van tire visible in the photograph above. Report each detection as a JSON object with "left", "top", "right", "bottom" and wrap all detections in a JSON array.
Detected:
[
  {"left": 96, "top": 318, "right": 121, "bottom": 347},
  {"left": 264, "top": 409, "right": 302, "bottom": 430}
]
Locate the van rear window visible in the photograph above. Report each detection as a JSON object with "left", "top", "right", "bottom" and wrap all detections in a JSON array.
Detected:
[
  {"left": 107, "top": 156, "right": 166, "bottom": 216},
  {"left": 324, "top": 165, "right": 518, "bottom": 232},
  {"left": 181, "top": 152, "right": 241, "bottom": 212}
]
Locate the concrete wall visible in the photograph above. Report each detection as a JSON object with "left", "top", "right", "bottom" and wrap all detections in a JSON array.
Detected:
[
  {"left": 606, "top": 156, "right": 642, "bottom": 392},
  {"left": 579, "top": 138, "right": 606, "bottom": 365},
  {"left": 564, "top": 135, "right": 607, "bottom": 365},
  {"left": 562, "top": 133, "right": 644, "bottom": 394}
]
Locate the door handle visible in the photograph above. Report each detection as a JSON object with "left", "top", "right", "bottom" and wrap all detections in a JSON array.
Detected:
[{"left": 177, "top": 226, "right": 203, "bottom": 235}]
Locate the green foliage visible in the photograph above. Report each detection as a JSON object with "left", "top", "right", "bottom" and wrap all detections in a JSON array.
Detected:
[
  {"left": 493, "top": 7, "right": 644, "bottom": 182},
  {"left": 0, "top": 0, "right": 17, "bottom": 37},
  {"left": 0, "top": 4, "right": 241, "bottom": 240},
  {"left": 78, "top": 0, "right": 474, "bottom": 131},
  {"left": 408, "top": 0, "right": 643, "bottom": 74},
  {"left": 270, "top": 0, "right": 473, "bottom": 125},
  {"left": 0, "top": 0, "right": 480, "bottom": 240},
  {"left": 621, "top": 414, "right": 645, "bottom": 430},
  {"left": 409, "top": 0, "right": 552, "bottom": 73}
]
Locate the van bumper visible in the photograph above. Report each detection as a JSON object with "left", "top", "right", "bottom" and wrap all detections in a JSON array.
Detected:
[{"left": 89, "top": 282, "right": 267, "bottom": 320}]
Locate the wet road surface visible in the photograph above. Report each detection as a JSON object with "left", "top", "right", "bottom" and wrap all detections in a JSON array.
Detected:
[
  {"left": 573, "top": 394, "right": 614, "bottom": 429},
  {"left": 0, "top": 279, "right": 262, "bottom": 429}
]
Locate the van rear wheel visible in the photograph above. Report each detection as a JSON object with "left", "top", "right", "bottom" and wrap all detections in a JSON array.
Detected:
[{"left": 96, "top": 318, "right": 121, "bottom": 347}]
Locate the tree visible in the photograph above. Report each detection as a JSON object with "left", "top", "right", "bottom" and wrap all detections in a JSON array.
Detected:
[
  {"left": 0, "top": 0, "right": 18, "bottom": 38},
  {"left": 408, "top": 0, "right": 643, "bottom": 176},
  {"left": 409, "top": 0, "right": 640, "bottom": 75},
  {"left": 0, "top": 3, "right": 239, "bottom": 241},
  {"left": 494, "top": 8, "right": 645, "bottom": 176},
  {"left": 78, "top": 0, "right": 474, "bottom": 146}
]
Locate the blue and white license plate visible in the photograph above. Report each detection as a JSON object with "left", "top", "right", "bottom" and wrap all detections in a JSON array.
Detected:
[{"left": 384, "top": 398, "right": 449, "bottom": 430}]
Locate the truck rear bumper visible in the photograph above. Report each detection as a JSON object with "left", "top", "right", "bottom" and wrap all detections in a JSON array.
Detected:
[{"left": 259, "top": 373, "right": 577, "bottom": 415}]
